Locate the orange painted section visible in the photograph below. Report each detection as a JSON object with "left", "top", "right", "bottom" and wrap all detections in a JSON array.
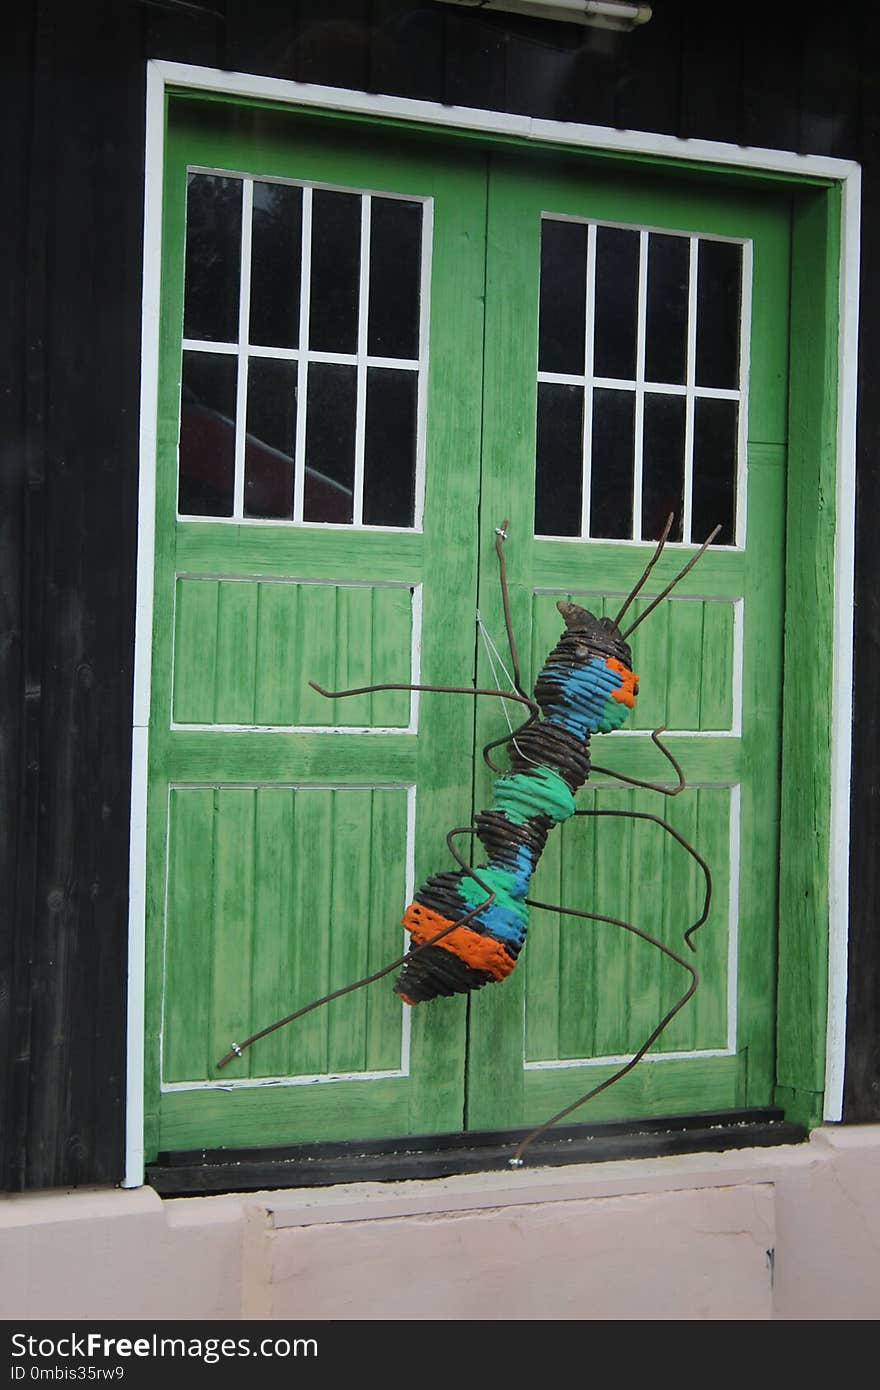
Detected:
[
  {"left": 402, "top": 901, "right": 516, "bottom": 981},
  {"left": 606, "top": 657, "right": 639, "bottom": 708}
]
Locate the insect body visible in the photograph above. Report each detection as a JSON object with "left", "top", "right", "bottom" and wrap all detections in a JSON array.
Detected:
[
  {"left": 217, "top": 516, "right": 717, "bottom": 1163},
  {"left": 397, "top": 605, "right": 637, "bottom": 1004}
]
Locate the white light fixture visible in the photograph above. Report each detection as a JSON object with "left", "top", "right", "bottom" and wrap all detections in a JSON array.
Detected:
[{"left": 435, "top": 0, "right": 652, "bottom": 31}]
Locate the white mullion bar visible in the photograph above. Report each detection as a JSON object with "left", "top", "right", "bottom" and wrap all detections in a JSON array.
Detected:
[
  {"left": 182, "top": 338, "right": 238, "bottom": 354},
  {"left": 293, "top": 186, "right": 313, "bottom": 523},
  {"left": 232, "top": 179, "right": 254, "bottom": 519},
  {"left": 581, "top": 222, "right": 597, "bottom": 539},
  {"left": 353, "top": 194, "right": 371, "bottom": 526},
  {"left": 632, "top": 228, "right": 648, "bottom": 540},
  {"left": 683, "top": 235, "right": 699, "bottom": 544},
  {"left": 735, "top": 239, "right": 753, "bottom": 549},
  {"left": 413, "top": 198, "right": 432, "bottom": 532}
]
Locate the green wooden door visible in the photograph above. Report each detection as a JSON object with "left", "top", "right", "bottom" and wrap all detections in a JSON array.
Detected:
[
  {"left": 144, "top": 100, "right": 488, "bottom": 1156},
  {"left": 145, "top": 100, "right": 793, "bottom": 1161},
  {"left": 469, "top": 152, "right": 789, "bottom": 1129}
]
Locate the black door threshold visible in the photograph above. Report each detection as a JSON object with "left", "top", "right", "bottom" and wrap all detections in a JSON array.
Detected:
[{"left": 146, "top": 1107, "right": 807, "bottom": 1196}]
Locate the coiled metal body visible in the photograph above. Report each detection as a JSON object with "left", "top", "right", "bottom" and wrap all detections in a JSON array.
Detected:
[{"left": 398, "top": 605, "right": 637, "bottom": 1003}]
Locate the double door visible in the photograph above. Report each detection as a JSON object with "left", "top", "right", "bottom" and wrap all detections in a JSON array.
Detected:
[{"left": 144, "top": 97, "right": 789, "bottom": 1157}]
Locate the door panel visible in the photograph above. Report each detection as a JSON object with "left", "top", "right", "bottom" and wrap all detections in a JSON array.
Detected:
[
  {"left": 145, "top": 101, "right": 487, "bottom": 1156},
  {"left": 469, "top": 153, "right": 789, "bottom": 1129}
]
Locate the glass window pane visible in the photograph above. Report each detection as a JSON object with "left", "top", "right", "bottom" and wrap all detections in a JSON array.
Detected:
[
  {"left": 179, "top": 351, "right": 237, "bottom": 517},
  {"left": 368, "top": 198, "right": 422, "bottom": 360},
  {"left": 590, "top": 388, "right": 634, "bottom": 539},
  {"left": 534, "top": 382, "right": 584, "bottom": 537},
  {"left": 538, "top": 219, "right": 588, "bottom": 375},
  {"left": 645, "top": 233, "right": 689, "bottom": 386},
  {"left": 692, "top": 398, "right": 738, "bottom": 544},
  {"left": 304, "top": 363, "right": 356, "bottom": 523},
  {"left": 695, "top": 240, "right": 743, "bottom": 389},
  {"left": 244, "top": 358, "right": 297, "bottom": 520},
  {"left": 249, "top": 182, "right": 302, "bottom": 349},
  {"left": 310, "top": 189, "right": 360, "bottom": 354},
  {"left": 642, "top": 393, "right": 685, "bottom": 541},
  {"left": 183, "top": 174, "right": 242, "bottom": 344},
  {"left": 593, "top": 226, "right": 639, "bottom": 381},
  {"left": 363, "top": 369, "right": 417, "bottom": 527}
]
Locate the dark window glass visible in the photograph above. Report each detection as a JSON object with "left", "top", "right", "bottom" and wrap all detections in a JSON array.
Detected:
[
  {"left": 304, "top": 363, "right": 356, "bottom": 523},
  {"left": 244, "top": 358, "right": 297, "bottom": 520},
  {"left": 642, "top": 393, "right": 686, "bottom": 541},
  {"left": 249, "top": 182, "right": 302, "bottom": 350},
  {"left": 693, "top": 398, "right": 738, "bottom": 544},
  {"left": 183, "top": 174, "right": 242, "bottom": 343},
  {"left": 534, "top": 383, "right": 584, "bottom": 536},
  {"left": 590, "top": 388, "right": 635, "bottom": 539},
  {"left": 179, "top": 351, "right": 237, "bottom": 516},
  {"left": 538, "top": 219, "right": 588, "bottom": 375},
  {"left": 593, "top": 226, "right": 639, "bottom": 381},
  {"left": 695, "top": 240, "right": 743, "bottom": 389},
  {"left": 645, "top": 234, "right": 689, "bottom": 386},
  {"left": 363, "top": 369, "right": 418, "bottom": 527},
  {"left": 368, "top": 199, "right": 422, "bottom": 360},
  {"left": 310, "top": 190, "right": 360, "bottom": 354}
]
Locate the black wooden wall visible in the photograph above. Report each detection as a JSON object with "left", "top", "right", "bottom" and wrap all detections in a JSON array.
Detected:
[{"left": 2, "top": 0, "right": 879, "bottom": 1190}]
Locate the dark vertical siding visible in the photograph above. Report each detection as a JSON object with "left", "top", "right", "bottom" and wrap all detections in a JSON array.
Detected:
[{"left": 2, "top": 0, "right": 878, "bottom": 1187}]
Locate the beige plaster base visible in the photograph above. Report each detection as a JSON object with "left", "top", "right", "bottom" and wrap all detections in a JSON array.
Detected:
[{"left": 2, "top": 1126, "right": 878, "bottom": 1321}]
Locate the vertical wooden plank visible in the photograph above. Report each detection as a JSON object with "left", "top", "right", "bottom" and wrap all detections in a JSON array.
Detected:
[
  {"left": 327, "top": 789, "right": 372, "bottom": 1072},
  {"left": 209, "top": 789, "right": 256, "bottom": 1080},
  {"left": 525, "top": 801, "right": 562, "bottom": 1063},
  {"left": 214, "top": 581, "right": 258, "bottom": 724},
  {"left": 335, "top": 586, "right": 373, "bottom": 726},
  {"left": 370, "top": 585, "right": 411, "bottom": 727},
  {"left": 665, "top": 600, "right": 704, "bottom": 730},
  {"left": 292, "top": 582, "right": 337, "bottom": 725},
  {"left": 163, "top": 789, "right": 214, "bottom": 1080},
  {"left": 365, "top": 787, "right": 407, "bottom": 1072},
  {"left": 699, "top": 601, "right": 735, "bottom": 730},
  {"left": 249, "top": 787, "right": 296, "bottom": 1077},
  {"left": 627, "top": 593, "right": 670, "bottom": 732},
  {"left": 290, "top": 789, "right": 332, "bottom": 1075},
  {"left": 254, "top": 582, "right": 298, "bottom": 727},
  {"left": 586, "top": 786, "right": 634, "bottom": 1058},
  {"left": 172, "top": 578, "right": 218, "bottom": 724}
]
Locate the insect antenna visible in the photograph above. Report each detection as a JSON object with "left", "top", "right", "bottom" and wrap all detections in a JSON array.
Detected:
[
  {"left": 620, "top": 522, "right": 723, "bottom": 640},
  {"left": 611, "top": 511, "right": 675, "bottom": 630}
]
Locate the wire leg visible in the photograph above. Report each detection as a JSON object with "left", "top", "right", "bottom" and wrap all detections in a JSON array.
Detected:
[
  {"left": 590, "top": 727, "right": 686, "bottom": 797},
  {"left": 215, "top": 827, "right": 494, "bottom": 1070},
  {"left": 508, "top": 805, "right": 711, "bottom": 1165},
  {"left": 309, "top": 678, "right": 538, "bottom": 721}
]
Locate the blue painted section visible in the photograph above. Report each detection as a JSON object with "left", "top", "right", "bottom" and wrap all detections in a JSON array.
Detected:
[{"left": 541, "top": 657, "right": 630, "bottom": 737}]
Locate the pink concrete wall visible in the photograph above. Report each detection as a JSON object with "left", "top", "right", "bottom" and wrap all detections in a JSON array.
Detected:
[{"left": 1, "top": 1127, "right": 878, "bottom": 1321}]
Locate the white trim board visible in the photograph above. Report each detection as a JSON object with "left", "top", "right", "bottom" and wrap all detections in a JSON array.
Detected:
[{"left": 126, "top": 59, "right": 860, "bottom": 1186}]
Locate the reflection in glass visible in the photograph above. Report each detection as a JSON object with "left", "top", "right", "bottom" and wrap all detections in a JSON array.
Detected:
[
  {"left": 539, "top": 220, "right": 588, "bottom": 375},
  {"left": 645, "top": 234, "right": 689, "bottom": 386},
  {"left": 179, "top": 351, "right": 237, "bottom": 516},
  {"left": 244, "top": 358, "right": 297, "bottom": 520},
  {"left": 593, "top": 226, "right": 639, "bottom": 380},
  {"left": 534, "top": 383, "right": 583, "bottom": 536},
  {"left": 363, "top": 369, "right": 418, "bottom": 527},
  {"left": 696, "top": 240, "right": 743, "bottom": 389},
  {"left": 310, "top": 190, "right": 360, "bottom": 354},
  {"left": 642, "top": 393, "right": 685, "bottom": 541},
  {"left": 590, "top": 389, "right": 634, "bottom": 539},
  {"left": 304, "top": 363, "right": 356, "bottom": 523},
  {"left": 249, "top": 182, "right": 302, "bottom": 350},
  {"left": 693, "top": 398, "right": 737, "bottom": 544},
  {"left": 183, "top": 174, "right": 242, "bottom": 343},
  {"left": 368, "top": 199, "right": 422, "bottom": 360}
]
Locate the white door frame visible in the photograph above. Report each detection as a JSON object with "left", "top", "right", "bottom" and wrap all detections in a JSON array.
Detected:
[{"left": 126, "top": 57, "right": 860, "bottom": 1187}]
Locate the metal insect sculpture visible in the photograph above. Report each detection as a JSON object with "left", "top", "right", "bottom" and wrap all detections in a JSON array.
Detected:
[{"left": 218, "top": 516, "right": 719, "bottom": 1165}]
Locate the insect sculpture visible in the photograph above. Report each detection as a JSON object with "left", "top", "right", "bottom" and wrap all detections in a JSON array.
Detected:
[{"left": 218, "top": 516, "right": 718, "bottom": 1165}]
